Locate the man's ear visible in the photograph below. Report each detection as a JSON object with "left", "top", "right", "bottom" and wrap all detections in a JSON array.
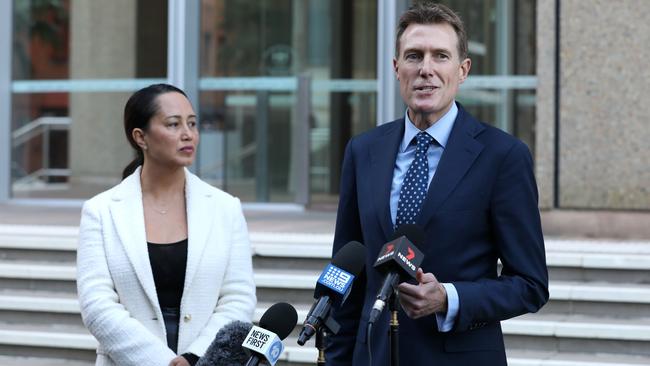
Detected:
[
  {"left": 458, "top": 58, "right": 471, "bottom": 84},
  {"left": 393, "top": 57, "right": 400, "bottom": 81}
]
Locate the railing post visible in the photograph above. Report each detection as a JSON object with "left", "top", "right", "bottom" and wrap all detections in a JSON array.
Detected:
[
  {"left": 293, "top": 74, "right": 311, "bottom": 206},
  {"left": 0, "top": 0, "right": 13, "bottom": 202},
  {"left": 255, "top": 91, "right": 270, "bottom": 202}
]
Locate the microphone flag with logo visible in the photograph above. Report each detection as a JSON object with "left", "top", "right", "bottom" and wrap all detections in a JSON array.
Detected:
[
  {"left": 297, "top": 241, "right": 365, "bottom": 345},
  {"left": 368, "top": 224, "right": 425, "bottom": 324},
  {"left": 242, "top": 302, "right": 297, "bottom": 366}
]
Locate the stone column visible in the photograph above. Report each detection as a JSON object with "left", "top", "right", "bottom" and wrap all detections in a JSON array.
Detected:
[
  {"left": 69, "top": 0, "right": 136, "bottom": 189},
  {"left": 558, "top": 0, "right": 650, "bottom": 209}
]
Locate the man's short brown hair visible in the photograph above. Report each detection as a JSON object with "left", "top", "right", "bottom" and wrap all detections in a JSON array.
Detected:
[{"left": 395, "top": 2, "right": 468, "bottom": 60}]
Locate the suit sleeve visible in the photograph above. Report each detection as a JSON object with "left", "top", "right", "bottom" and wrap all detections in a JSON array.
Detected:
[
  {"left": 185, "top": 198, "right": 257, "bottom": 356},
  {"left": 326, "top": 138, "right": 366, "bottom": 365},
  {"left": 76, "top": 200, "right": 177, "bottom": 365},
  {"left": 452, "top": 141, "right": 549, "bottom": 332}
]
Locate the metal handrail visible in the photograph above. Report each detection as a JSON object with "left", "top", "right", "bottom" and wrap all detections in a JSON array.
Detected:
[{"left": 12, "top": 116, "right": 70, "bottom": 148}]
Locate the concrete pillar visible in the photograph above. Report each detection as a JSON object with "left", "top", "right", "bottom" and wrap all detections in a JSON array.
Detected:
[
  {"left": 69, "top": 1, "right": 136, "bottom": 187},
  {"left": 558, "top": 0, "right": 650, "bottom": 209},
  {"left": 535, "top": 0, "right": 557, "bottom": 209}
]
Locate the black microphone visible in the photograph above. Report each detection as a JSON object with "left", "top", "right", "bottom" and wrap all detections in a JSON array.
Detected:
[
  {"left": 196, "top": 320, "right": 252, "bottom": 366},
  {"left": 297, "top": 241, "right": 366, "bottom": 345},
  {"left": 368, "top": 224, "right": 425, "bottom": 324},
  {"left": 243, "top": 302, "right": 298, "bottom": 366}
]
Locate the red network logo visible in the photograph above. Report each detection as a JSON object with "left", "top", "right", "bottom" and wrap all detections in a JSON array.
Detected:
[
  {"left": 406, "top": 247, "right": 415, "bottom": 260},
  {"left": 383, "top": 244, "right": 394, "bottom": 255}
]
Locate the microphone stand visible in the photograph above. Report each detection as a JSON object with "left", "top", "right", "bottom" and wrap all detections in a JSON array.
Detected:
[
  {"left": 316, "top": 326, "right": 327, "bottom": 366},
  {"left": 389, "top": 291, "right": 400, "bottom": 366},
  {"left": 315, "top": 315, "right": 340, "bottom": 366}
]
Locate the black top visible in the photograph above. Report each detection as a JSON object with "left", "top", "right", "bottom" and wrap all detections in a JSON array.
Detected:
[{"left": 147, "top": 238, "right": 188, "bottom": 308}]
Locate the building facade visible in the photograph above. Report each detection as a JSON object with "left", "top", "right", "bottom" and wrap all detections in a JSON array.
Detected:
[{"left": 0, "top": 0, "right": 647, "bottom": 217}]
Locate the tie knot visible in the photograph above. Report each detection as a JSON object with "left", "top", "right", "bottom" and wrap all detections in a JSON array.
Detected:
[{"left": 416, "top": 132, "right": 433, "bottom": 147}]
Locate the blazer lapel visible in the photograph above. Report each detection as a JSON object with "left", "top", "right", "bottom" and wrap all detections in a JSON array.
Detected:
[
  {"left": 417, "top": 105, "right": 485, "bottom": 227},
  {"left": 183, "top": 169, "right": 214, "bottom": 294},
  {"left": 109, "top": 167, "right": 159, "bottom": 307},
  {"left": 370, "top": 120, "right": 404, "bottom": 240}
]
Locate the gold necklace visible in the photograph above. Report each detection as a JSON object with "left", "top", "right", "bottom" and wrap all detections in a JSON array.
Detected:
[
  {"left": 152, "top": 207, "right": 168, "bottom": 215},
  {"left": 145, "top": 197, "right": 170, "bottom": 215}
]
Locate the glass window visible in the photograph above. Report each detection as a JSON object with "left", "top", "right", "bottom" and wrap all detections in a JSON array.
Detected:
[
  {"left": 199, "top": 0, "right": 377, "bottom": 204},
  {"left": 11, "top": 0, "right": 167, "bottom": 199},
  {"left": 439, "top": 0, "right": 537, "bottom": 152}
]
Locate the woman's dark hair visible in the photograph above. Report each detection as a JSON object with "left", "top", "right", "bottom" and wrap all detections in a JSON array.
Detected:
[{"left": 122, "top": 83, "right": 188, "bottom": 179}]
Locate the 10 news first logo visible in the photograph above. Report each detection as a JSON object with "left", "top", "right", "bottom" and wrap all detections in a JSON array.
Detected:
[
  {"left": 242, "top": 326, "right": 284, "bottom": 365},
  {"left": 318, "top": 264, "right": 355, "bottom": 295}
]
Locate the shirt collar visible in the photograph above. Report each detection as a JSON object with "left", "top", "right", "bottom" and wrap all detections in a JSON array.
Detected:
[{"left": 401, "top": 102, "right": 458, "bottom": 152}]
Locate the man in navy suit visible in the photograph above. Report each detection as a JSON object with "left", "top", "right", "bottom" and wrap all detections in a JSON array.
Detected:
[{"left": 326, "top": 3, "right": 548, "bottom": 365}]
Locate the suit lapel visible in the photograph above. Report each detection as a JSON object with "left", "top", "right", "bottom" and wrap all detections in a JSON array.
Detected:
[
  {"left": 109, "top": 167, "right": 159, "bottom": 307},
  {"left": 183, "top": 169, "right": 214, "bottom": 294},
  {"left": 417, "top": 105, "right": 485, "bottom": 227},
  {"left": 370, "top": 120, "right": 404, "bottom": 240}
]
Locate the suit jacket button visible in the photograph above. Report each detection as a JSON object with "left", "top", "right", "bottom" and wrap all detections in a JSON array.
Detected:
[{"left": 184, "top": 314, "right": 191, "bottom": 322}]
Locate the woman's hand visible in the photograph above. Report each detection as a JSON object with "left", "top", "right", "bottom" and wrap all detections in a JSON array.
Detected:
[{"left": 169, "top": 355, "right": 190, "bottom": 366}]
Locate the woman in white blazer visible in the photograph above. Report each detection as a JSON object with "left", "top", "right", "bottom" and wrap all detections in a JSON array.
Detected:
[{"left": 76, "top": 84, "right": 256, "bottom": 366}]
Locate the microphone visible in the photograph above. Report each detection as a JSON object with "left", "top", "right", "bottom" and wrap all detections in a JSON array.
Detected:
[
  {"left": 297, "top": 241, "right": 365, "bottom": 345},
  {"left": 368, "top": 224, "right": 425, "bottom": 324},
  {"left": 196, "top": 320, "right": 252, "bottom": 366},
  {"left": 242, "top": 302, "right": 298, "bottom": 366}
]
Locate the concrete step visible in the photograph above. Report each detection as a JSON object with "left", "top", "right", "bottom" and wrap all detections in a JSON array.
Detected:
[
  {"left": 506, "top": 349, "right": 650, "bottom": 366},
  {"left": 2, "top": 307, "right": 650, "bottom": 365},
  {"left": 504, "top": 313, "right": 650, "bottom": 357},
  {"left": 3, "top": 259, "right": 650, "bottom": 313},
  {"left": 0, "top": 355, "right": 93, "bottom": 366}
]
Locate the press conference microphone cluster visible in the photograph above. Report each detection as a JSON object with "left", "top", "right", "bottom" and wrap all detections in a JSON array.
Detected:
[
  {"left": 368, "top": 224, "right": 425, "bottom": 324},
  {"left": 196, "top": 320, "right": 252, "bottom": 366},
  {"left": 198, "top": 302, "right": 297, "bottom": 366},
  {"left": 243, "top": 302, "right": 297, "bottom": 366},
  {"left": 297, "top": 240, "right": 366, "bottom": 345}
]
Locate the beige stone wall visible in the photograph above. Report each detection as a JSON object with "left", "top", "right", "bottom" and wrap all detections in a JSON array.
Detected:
[
  {"left": 558, "top": 0, "right": 650, "bottom": 209},
  {"left": 537, "top": 0, "right": 650, "bottom": 210},
  {"left": 69, "top": 1, "right": 136, "bottom": 184},
  {"left": 535, "top": 0, "right": 557, "bottom": 209}
]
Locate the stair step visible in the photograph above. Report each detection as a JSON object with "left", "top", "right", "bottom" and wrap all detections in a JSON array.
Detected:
[
  {"left": 0, "top": 355, "right": 93, "bottom": 366},
  {"left": 507, "top": 350, "right": 650, "bottom": 366},
  {"left": 2, "top": 263, "right": 650, "bottom": 305},
  {"left": 0, "top": 324, "right": 95, "bottom": 349},
  {"left": 503, "top": 313, "right": 650, "bottom": 341},
  {"left": 0, "top": 292, "right": 79, "bottom": 313},
  {"left": 0, "top": 261, "right": 75, "bottom": 280}
]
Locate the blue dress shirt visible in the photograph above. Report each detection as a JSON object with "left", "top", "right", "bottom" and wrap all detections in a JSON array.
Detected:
[{"left": 389, "top": 102, "right": 460, "bottom": 332}]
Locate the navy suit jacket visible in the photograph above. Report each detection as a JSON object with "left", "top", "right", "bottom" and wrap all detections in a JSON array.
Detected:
[{"left": 326, "top": 104, "right": 548, "bottom": 366}]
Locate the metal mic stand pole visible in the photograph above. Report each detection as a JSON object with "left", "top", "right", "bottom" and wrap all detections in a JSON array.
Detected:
[
  {"left": 315, "top": 315, "right": 340, "bottom": 366},
  {"left": 316, "top": 326, "right": 327, "bottom": 366},
  {"left": 389, "top": 291, "right": 400, "bottom": 366}
]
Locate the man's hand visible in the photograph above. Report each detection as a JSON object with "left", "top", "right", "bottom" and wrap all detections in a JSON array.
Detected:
[
  {"left": 397, "top": 268, "right": 448, "bottom": 319},
  {"left": 169, "top": 355, "right": 190, "bottom": 366}
]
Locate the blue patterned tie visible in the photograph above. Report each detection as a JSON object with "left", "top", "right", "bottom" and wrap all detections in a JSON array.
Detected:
[{"left": 396, "top": 132, "right": 434, "bottom": 229}]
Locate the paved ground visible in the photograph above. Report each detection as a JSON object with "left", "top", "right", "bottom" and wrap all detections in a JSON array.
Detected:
[
  {"left": 0, "top": 203, "right": 336, "bottom": 234},
  {"left": 1, "top": 202, "right": 648, "bottom": 239}
]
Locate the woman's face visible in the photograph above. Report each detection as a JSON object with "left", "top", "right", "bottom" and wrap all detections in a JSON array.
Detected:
[{"left": 138, "top": 92, "right": 199, "bottom": 168}]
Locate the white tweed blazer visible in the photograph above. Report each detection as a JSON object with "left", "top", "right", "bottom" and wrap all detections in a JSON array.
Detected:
[{"left": 76, "top": 167, "right": 256, "bottom": 366}]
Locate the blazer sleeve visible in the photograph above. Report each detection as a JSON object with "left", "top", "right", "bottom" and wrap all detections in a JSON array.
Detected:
[
  {"left": 326, "top": 138, "right": 366, "bottom": 365},
  {"left": 76, "top": 199, "right": 177, "bottom": 365},
  {"left": 452, "top": 140, "right": 549, "bottom": 331},
  {"left": 184, "top": 197, "right": 257, "bottom": 356}
]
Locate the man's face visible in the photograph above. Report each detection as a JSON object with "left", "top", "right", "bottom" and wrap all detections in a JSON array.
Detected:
[{"left": 393, "top": 23, "right": 471, "bottom": 124}]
